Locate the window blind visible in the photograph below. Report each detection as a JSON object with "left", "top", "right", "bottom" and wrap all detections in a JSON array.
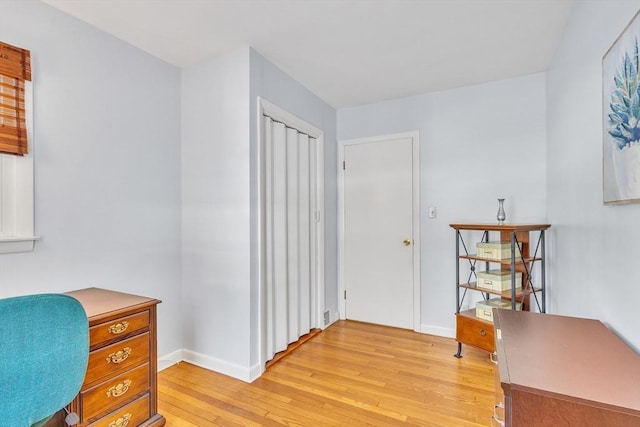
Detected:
[{"left": 0, "top": 41, "right": 31, "bottom": 156}]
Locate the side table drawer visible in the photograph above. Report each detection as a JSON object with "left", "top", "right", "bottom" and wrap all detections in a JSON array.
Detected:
[
  {"left": 456, "top": 312, "right": 495, "bottom": 353},
  {"left": 81, "top": 363, "right": 150, "bottom": 422},
  {"left": 88, "top": 393, "right": 150, "bottom": 427},
  {"left": 85, "top": 333, "right": 149, "bottom": 385},
  {"left": 90, "top": 311, "right": 149, "bottom": 347}
]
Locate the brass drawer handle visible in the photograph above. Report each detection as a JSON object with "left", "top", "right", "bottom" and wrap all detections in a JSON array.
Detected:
[
  {"left": 106, "top": 347, "right": 132, "bottom": 364},
  {"left": 108, "top": 413, "right": 132, "bottom": 427},
  {"left": 108, "top": 321, "right": 129, "bottom": 335},
  {"left": 492, "top": 414, "right": 505, "bottom": 427},
  {"left": 492, "top": 404, "right": 505, "bottom": 427},
  {"left": 106, "top": 379, "right": 132, "bottom": 398},
  {"left": 480, "top": 329, "right": 487, "bottom": 337}
]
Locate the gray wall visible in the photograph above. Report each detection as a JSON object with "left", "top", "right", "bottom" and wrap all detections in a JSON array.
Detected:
[
  {"left": 181, "top": 47, "right": 253, "bottom": 379},
  {"left": 338, "top": 73, "right": 548, "bottom": 336},
  {"left": 546, "top": 0, "right": 640, "bottom": 351},
  {"left": 0, "top": 1, "right": 183, "bottom": 358}
]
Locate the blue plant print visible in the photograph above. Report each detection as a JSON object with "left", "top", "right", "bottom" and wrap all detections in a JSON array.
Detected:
[{"left": 608, "top": 37, "right": 640, "bottom": 150}]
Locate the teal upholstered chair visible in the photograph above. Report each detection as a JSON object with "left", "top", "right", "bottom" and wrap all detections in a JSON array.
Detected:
[{"left": 0, "top": 294, "right": 89, "bottom": 427}]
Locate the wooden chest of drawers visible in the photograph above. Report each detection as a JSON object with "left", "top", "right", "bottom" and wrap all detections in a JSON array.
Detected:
[{"left": 66, "top": 288, "right": 165, "bottom": 427}]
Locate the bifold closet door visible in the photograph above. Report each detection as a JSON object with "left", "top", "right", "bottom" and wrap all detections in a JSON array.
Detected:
[{"left": 263, "top": 116, "right": 316, "bottom": 362}]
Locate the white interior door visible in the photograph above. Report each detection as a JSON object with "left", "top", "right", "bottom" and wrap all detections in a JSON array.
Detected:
[{"left": 341, "top": 134, "right": 419, "bottom": 330}]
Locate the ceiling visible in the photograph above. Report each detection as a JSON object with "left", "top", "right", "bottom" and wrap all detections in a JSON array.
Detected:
[{"left": 41, "top": 0, "right": 575, "bottom": 108}]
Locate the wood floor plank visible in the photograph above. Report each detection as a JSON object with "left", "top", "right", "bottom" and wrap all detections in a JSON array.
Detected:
[{"left": 158, "top": 320, "right": 496, "bottom": 426}]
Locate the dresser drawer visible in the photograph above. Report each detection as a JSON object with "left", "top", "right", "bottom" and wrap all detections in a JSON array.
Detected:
[
  {"left": 456, "top": 312, "right": 495, "bottom": 353},
  {"left": 81, "top": 363, "right": 150, "bottom": 422},
  {"left": 85, "top": 333, "right": 149, "bottom": 386},
  {"left": 88, "top": 393, "right": 150, "bottom": 427},
  {"left": 90, "top": 311, "right": 149, "bottom": 346}
]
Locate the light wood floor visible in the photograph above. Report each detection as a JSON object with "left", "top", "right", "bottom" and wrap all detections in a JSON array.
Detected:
[{"left": 157, "top": 320, "right": 496, "bottom": 426}]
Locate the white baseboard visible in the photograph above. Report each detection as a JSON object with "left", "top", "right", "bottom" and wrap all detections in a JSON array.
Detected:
[
  {"left": 182, "top": 349, "right": 254, "bottom": 383},
  {"left": 158, "top": 348, "right": 262, "bottom": 383},
  {"left": 419, "top": 324, "right": 455, "bottom": 339},
  {"left": 248, "top": 362, "right": 263, "bottom": 383},
  {"left": 158, "top": 349, "right": 183, "bottom": 372}
]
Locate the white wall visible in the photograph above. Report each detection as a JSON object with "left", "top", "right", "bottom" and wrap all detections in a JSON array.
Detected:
[
  {"left": 547, "top": 0, "right": 640, "bottom": 351},
  {"left": 249, "top": 48, "right": 337, "bottom": 369},
  {"left": 338, "top": 74, "right": 548, "bottom": 336},
  {"left": 181, "top": 47, "right": 253, "bottom": 379},
  {"left": 0, "top": 1, "right": 183, "bottom": 358}
]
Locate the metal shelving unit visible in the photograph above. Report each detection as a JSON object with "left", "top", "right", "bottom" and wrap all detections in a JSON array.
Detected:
[{"left": 450, "top": 223, "right": 551, "bottom": 358}]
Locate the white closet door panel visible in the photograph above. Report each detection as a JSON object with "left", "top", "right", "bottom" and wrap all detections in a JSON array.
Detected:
[
  {"left": 309, "top": 137, "right": 318, "bottom": 328},
  {"left": 286, "top": 128, "right": 300, "bottom": 342},
  {"left": 272, "top": 121, "right": 289, "bottom": 353},
  {"left": 263, "top": 116, "right": 276, "bottom": 358},
  {"left": 298, "top": 134, "right": 311, "bottom": 335}
]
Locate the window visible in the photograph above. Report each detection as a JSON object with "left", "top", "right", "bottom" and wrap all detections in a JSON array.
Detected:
[
  {"left": 0, "top": 41, "right": 31, "bottom": 156},
  {"left": 0, "top": 41, "right": 37, "bottom": 253}
]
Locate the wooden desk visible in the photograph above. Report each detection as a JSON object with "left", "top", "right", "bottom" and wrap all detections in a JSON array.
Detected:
[
  {"left": 493, "top": 309, "right": 640, "bottom": 426},
  {"left": 66, "top": 288, "right": 165, "bottom": 427}
]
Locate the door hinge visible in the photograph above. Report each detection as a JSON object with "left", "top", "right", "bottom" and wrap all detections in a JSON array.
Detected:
[
  {"left": 342, "top": 160, "right": 345, "bottom": 170},
  {"left": 344, "top": 290, "right": 347, "bottom": 299}
]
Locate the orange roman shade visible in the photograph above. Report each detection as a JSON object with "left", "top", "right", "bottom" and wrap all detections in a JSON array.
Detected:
[{"left": 0, "top": 41, "right": 31, "bottom": 156}]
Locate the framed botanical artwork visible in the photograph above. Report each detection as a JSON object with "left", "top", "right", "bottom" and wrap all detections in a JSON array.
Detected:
[{"left": 603, "top": 9, "right": 640, "bottom": 205}]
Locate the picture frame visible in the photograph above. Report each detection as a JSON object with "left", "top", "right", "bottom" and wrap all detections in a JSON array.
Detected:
[{"left": 603, "top": 9, "right": 640, "bottom": 205}]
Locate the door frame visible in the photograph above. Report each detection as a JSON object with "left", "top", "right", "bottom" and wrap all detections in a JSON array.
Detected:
[
  {"left": 257, "top": 97, "right": 326, "bottom": 372},
  {"left": 337, "top": 131, "right": 421, "bottom": 331}
]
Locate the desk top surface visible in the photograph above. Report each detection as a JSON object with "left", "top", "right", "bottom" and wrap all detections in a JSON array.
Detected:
[
  {"left": 66, "top": 287, "right": 160, "bottom": 319},
  {"left": 494, "top": 309, "right": 640, "bottom": 414}
]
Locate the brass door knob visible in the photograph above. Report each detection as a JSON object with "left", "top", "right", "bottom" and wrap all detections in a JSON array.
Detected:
[{"left": 403, "top": 239, "right": 411, "bottom": 246}]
